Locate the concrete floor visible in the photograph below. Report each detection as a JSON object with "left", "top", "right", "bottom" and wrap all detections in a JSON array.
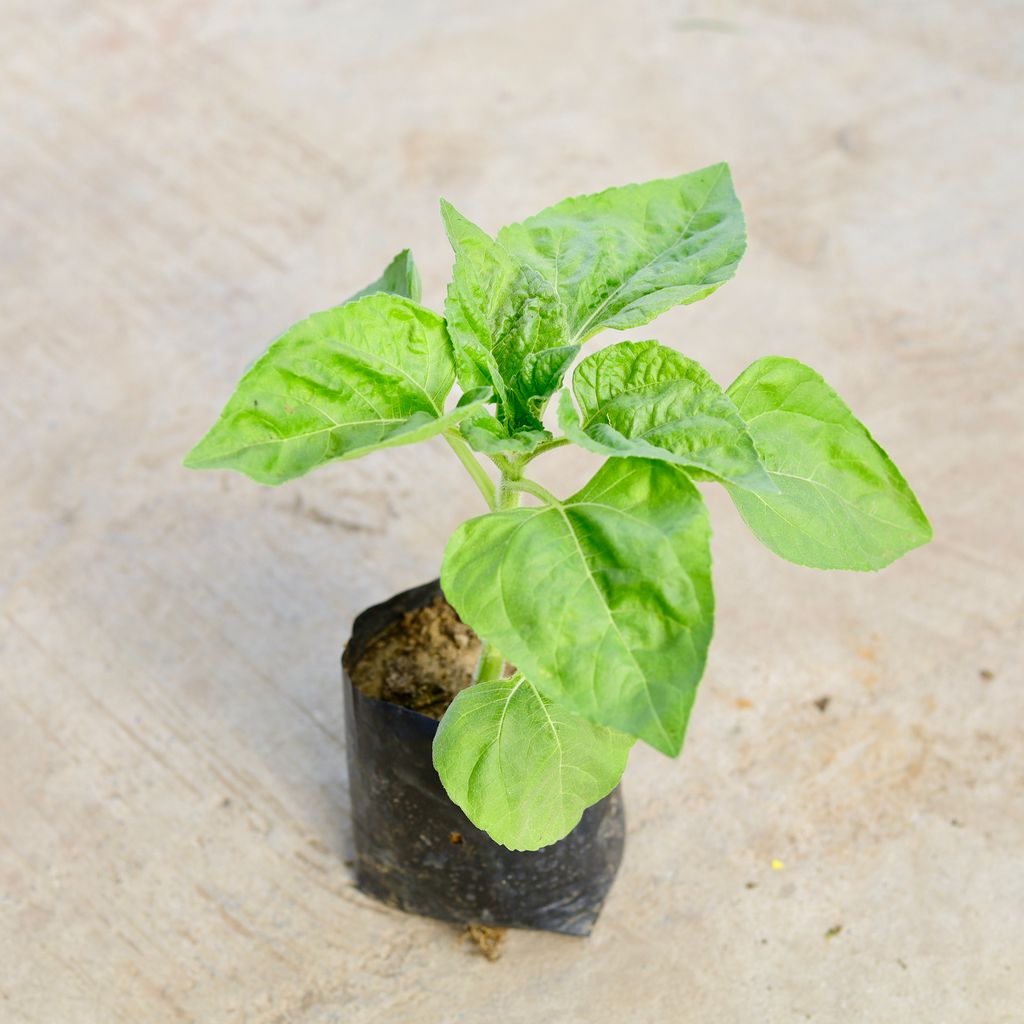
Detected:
[{"left": 2, "top": 1, "right": 1022, "bottom": 1021}]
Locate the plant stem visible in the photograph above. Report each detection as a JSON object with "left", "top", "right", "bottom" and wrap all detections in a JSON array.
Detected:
[
  {"left": 507, "top": 477, "right": 561, "bottom": 507},
  {"left": 447, "top": 437, "right": 560, "bottom": 683},
  {"left": 490, "top": 452, "right": 518, "bottom": 478},
  {"left": 520, "top": 436, "right": 570, "bottom": 465},
  {"left": 494, "top": 472, "right": 523, "bottom": 511},
  {"left": 475, "top": 643, "right": 506, "bottom": 684},
  {"left": 445, "top": 433, "right": 496, "bottom": 508},
  {"left": 473, "top": 467, "right": 523, "bottom": 683}
]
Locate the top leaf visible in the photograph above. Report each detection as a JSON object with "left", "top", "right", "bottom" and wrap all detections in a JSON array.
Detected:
[
  {"left": 184, "top": 293, "right": 481, "bottom": 485},
  {"left": 346, "top": 248, "right": 422, "bottom": 303},
  {"left": 498, "top": 163, "right": 746, "bottom": 344},
  {"left": 441, "top": 201, "right": 576, "bottom": 430},
  {"left": 725, "top": 357, "right": 932, "bottom": 570}
]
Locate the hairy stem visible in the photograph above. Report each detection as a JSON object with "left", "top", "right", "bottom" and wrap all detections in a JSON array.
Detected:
[
  {"left": 494, "top": 472, "right": 523, "bottom": 511},
  {"left": 445, "top": 432, "right": 496, "bottom": 508},
  {"left": 507, "top": 477, "right": 561, "bottom": 507}
]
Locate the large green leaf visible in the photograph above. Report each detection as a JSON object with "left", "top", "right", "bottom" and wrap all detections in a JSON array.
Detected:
[
  {"left": 725, "top": 357, "right": 932, "bottom": 570},
  {"left": 441, "top": 200, "right": 576, "bottom": 429},
  {"left": 558, "top": 340, "right": 776, "bottom": 493},
  {"left": 441, "top": 458, "right": 713, "bottom": 755},
  {"left": 433, "top": 674, "right": 633, "bottom": 851},
  {"left": 498, "top": 163, "right": 746, "bottom": 344},
  {"left": 184, "top": 293, "right": 479, "bottom": 485},
  {"left": 346, "top": 248, "right": 421, "bottom": 303}
]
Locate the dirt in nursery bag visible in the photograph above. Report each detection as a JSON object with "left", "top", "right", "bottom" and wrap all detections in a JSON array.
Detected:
[{"left": 350, "top": 595, "right": 480, "bottom": 718}]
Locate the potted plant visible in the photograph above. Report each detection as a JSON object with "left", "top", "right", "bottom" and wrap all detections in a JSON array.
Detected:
[{"left": 185, "top": 164, "right": 931, "bottom": 936}]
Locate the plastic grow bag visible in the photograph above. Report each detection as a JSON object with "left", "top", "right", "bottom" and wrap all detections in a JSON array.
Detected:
[{"left": 342, "top": 579, "right": 625, "bottom": 935}]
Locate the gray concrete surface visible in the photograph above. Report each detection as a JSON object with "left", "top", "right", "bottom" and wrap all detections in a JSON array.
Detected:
[{"left": 2, "top": 1, "right": 1022, "bottom": 1021}]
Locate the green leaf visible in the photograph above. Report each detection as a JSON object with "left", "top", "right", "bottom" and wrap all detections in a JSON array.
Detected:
[
  {"left": 346, "top": 248, "right": 422, "bottom": 303},
  {"left": 441, "top": 200, "right": 576, "bottom": 429},
  {"left": 433, "top": 673, "right": 633, "bottom": 851},
  {"left": 725, "top": 357, "right": 932, "bottom": 570},
  {"left": 441, "top": 458, "right": 714, "bottom": 755},
  {"left": 558, "top": 340, "right": 776, "bottom": 493},
  {"left": 459, "top": 408, "right": 552, "bottom": 457},
  {"left": 184, "top": 293, "right": 480, "bottom": 485},
  {"left": 498, "top": 163, "right": 746, "bottom": 344}
]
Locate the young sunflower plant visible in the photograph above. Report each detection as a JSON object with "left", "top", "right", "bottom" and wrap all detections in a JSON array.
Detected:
[{"left": 186, "top": 164, "right": 931, "bottom": 851}]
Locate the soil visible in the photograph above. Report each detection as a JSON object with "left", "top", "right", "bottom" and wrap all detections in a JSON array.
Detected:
[
  {"left": 350, "top": 595, "right": 480, "bottom": 718},
  {"left": 463, "top": 924, "right": 507, "bottom": 961}
]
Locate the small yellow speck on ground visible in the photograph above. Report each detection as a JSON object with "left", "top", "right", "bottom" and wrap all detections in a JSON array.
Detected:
[{"left": 771, "top": 859, "right": 785, "bottom": 870}]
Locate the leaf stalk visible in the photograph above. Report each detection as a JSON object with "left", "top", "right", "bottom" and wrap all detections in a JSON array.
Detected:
[
  {"left": 507, "top": 477, "right": 561, "bottom": 507},
  {"left": 444, "top": 432, "right": 496, "bottom": 508}
]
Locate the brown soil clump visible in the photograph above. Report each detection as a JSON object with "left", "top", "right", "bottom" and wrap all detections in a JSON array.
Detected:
[{"left": 463, "top": 924, "right": 507, "bottom": 961}]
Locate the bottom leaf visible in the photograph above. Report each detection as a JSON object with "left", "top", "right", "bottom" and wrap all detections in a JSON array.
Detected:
[{"left": 433, "top": 674, "right": 633, "bottom": 851}]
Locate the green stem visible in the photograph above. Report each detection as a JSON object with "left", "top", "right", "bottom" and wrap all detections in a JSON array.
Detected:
[
  {"left": 507, "top": 477, "right": 561, "bottom": 507},
  {"left": 520, "top": 436, "right": 570, "bottom": 465},
  {"left": 445, "top": 433, "right": 495, "bottom": 508},
  {"left": 475, "top": 643, "right": 506, "bottom": 684},
  {"left": 490, "top": 452, "right": 518, "bottom": 479},
  {"left": 494, "top": 473, "right": 523, "bottom": 511},
  {"left": 473, "top": 469, "right": 523, "bottom": 683}
]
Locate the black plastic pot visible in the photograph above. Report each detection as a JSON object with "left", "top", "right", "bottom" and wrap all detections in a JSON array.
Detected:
[{"left": 342, "top": 579, "right": 625, "bottom": 936}]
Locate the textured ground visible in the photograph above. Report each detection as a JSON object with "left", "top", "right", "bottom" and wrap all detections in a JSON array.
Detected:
[{"left": 2, "top": 2, "right": 1022, "bottom": 1021}]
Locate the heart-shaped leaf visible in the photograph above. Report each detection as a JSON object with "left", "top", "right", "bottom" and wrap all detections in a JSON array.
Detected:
[
  {"left": 433, "top": 674, "right": 633, "bottom": 851},
  {"left": 442, "top": 458, "right": 713, "bottom": 755}
]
